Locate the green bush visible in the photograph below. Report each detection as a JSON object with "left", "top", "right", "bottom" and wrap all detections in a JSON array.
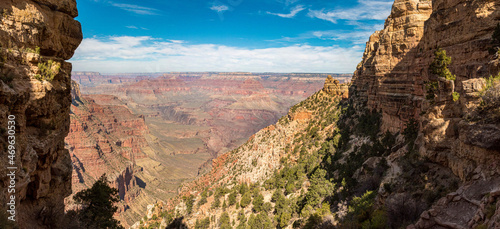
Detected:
[
  {"left": 252, "top": 194, "right": 264, "bottom": 212},
  {"left": 430, "top": 48, "right": 456, "bottom": 81},
  {"left": 228, "top": 191, "right": 237, "bottom": 206},
  {"left": 425, "top": 81, "right": 439, "bottom": 101},
  {"left": 198, "top": 191, "right": 208, "bottom": 206},
  {"left": 23, "top": 46, "right": 40, "bottom": 54},
  {"left": 182, "top": 195, "right": 194, "bottom": 214},
  {"left": 247, "top": 213, "right": 272, "bottom": 229},
  {"left": 211, "top": 197, "right": 221, "bottom": 209},
  {"left": 452, "top": 92, "right": 460, "bottom": 102},
  {"left": 219, "top": 212, "right": 231, "bottom": 229},
  {"left": 35, "top": 60, "right": 60, "bottom": 81},
  {"left": 240, "top": 192, "right": 252, "bottom": 208}
]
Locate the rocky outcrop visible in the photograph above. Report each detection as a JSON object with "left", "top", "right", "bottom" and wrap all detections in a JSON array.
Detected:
[
  {"left": 351, "top": 0, "right": 500, "bottom": 227},
  {"left": 323, "top": 75, "right": 349, "bottom": 99},
  {"left": 351, "top": 0, "right": 433, "bottom": 132},
  {"left": 0, "top": 0, "right": 81, "bottom": 228}
]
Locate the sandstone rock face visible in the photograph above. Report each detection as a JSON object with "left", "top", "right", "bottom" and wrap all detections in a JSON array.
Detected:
[
  {"left": 351, "top": 0, "right": 433, "bottom": 132},
  {"left": 323, "top": 75, "right": 349, "bottom": 99},
  {"left": 0, "top": 0, "right": 82, "bottom": 228},
  {"left": 351, "top": 0, "right": 500, "bottom": 227}
]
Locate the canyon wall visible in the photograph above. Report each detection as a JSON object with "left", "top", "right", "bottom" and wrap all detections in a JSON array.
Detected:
[
  {"left": 66, "top": 81, "right": 151, "bottom": 227},
  {"left": 351, "top": 0, "right": 500, "bottom": 227},
  {"left": 0, "top": 0, "right": 82, "bottom": 228}
]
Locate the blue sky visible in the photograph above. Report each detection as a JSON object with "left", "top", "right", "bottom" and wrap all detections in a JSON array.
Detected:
[{"left": 70, "top": 0, "right": 393, "bottom": 73}]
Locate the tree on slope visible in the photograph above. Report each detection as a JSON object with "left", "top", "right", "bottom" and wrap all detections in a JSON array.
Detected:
[{"left": 73, "top": 174, "right": 124, "bottom": 229}]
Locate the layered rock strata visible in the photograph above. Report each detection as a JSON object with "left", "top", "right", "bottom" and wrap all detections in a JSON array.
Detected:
[
  {"left": 351, "top": 0, "right": 500, "bottom": 227},
  {"left": 66, "top": 82, "right": 150, "bottom": 217},
  {"left": 0, "top": 0, "right": 82, "bottom": 228}
]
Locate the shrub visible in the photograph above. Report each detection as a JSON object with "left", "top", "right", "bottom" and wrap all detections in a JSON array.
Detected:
[
  {"left": 211, "top": 197, "right": 221, "bottom": 209},
  {"left": 23, "top": 46, "right": 40, "bottom": 54},
  {"left": 430, "top": 48, "right": 456, "bottom": 81},
  {"left": 403, "top": 118, "right": 419, "bottom": 152},
  {"left": 228, "top": 191, "right": 237, "bottom": 206},
  {"left": 219, "top": 212, "right": 231, "bottom": 229},
  {"left": 35, "top": 60, "right": 60, "bottom": 81},
  {"left": 452, "top": 92, "right": 460, "bottom": 102},
  {"left": 425, "top": 81, "right": 439, "bottom": 101},
  {"left": 182, "top": 195, "right": 195, "bottom": 214},
  {"left": 240, "top": 192, "right": 252, "bottom": 208},
  {"left": 247, "top": 213, "right": 272, "bottom": 229},
  {"left": 252, "top": 194, "right": 264, "bottom": 212},
  {"left": 348, "top": 190, "right": 376, "bottom": 222},
  {"left": 262, "top": 202, "right": 273, "bottom": 213},
  {"left": 486, "top": 202, "right": 496, "bottom": 219},
  {"left": 198, "top": 191, "right": 208, "bottom": 206}
]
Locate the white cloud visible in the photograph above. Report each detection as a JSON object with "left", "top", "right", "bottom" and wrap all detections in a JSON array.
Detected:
[
  {"left": 126, "top": 25, "right": 138, "bottom": 29},
  {"left": 308, "top": 0, "right": 393, "bottom": 23},
  {"left": 111, "top": 3, "right": 160, "bottom": 15},
  {"left": 70, "top": 36, "right": 363, "bottom": 73},
  {"left": 210, "top": 4, "right": 229, "bottom": 12},
  {"left": 267, "top": 5, "right": 305, "bottom": 18}
]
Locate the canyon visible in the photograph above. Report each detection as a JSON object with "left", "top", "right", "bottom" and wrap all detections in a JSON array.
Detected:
[
  {"left": 66, "top": 72, "right": 350, "bottom": 227},
  {"left": 133, "top": 0, "right": 500, "bottom": 228},
  {"left": 1, "top": 0, "right": 500, "bottom": 228}
]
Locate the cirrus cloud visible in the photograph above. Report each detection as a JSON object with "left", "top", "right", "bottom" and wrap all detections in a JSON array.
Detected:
[
  {"left": 210, "top": 4, "right": 229, "bottom": 12},
  {"left": 267, "top": 5, "right": 306, "bottom": 18}
]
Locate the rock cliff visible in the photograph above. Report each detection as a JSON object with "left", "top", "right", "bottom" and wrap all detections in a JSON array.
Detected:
[
  {"left": 66, "top": 81, "right": 151, "bottom": 227},
  {"left": 0, "top": 0, "right": 81, "bottom": 228},
  {"left": 351, "top": 0, "right": 500, "bottom": 227}
]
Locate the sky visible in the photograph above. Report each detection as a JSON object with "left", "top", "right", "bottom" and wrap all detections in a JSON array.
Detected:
[{"left": 70, "top": 0, "right": 394, "bottom": 73}]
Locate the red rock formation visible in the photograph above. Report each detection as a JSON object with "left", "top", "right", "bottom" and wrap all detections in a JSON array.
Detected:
[
  {"left": 72, "top": 72, "right": 340, "bottom": 157},
  {"left": 66, "top": 82, "right": 151, "bottom": 216}
]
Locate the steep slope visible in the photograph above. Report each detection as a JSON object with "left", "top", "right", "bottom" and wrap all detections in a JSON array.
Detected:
[
  {"left": 353, "top": 0, "right": 500, "bottom": 227},
  {"left": 0, "top": 0, "right": 82, "bottom": 228},
  {"left": 133, "top": 0, "right": 500, "bottom": 228},
  {"left": 66, "top": 81, "right": 148, "bottom": 213}
]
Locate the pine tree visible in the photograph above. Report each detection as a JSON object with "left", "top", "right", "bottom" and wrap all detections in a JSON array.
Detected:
[
  {"left": 73, "top": 174, "right": 124, "bottom": 229},
  {"left": 430, "top": 48, "right": 455, "bottom": 81}
]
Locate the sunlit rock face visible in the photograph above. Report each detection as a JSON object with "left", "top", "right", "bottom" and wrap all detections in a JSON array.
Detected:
[
  {"left": 0, "top": 0, "right": 82, "bottom": 228},
  {"left": 351, "top": 0, "right": 500, "bottom": 227}
]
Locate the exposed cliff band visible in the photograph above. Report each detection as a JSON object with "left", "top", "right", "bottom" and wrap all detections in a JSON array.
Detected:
[{"left": 0, "top": 0, "right": 82, "bottom": 228}]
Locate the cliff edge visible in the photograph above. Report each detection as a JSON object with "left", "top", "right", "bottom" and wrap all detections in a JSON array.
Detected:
[{"left": 0, "top": 0, "right": 82, "bottom": 228}]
